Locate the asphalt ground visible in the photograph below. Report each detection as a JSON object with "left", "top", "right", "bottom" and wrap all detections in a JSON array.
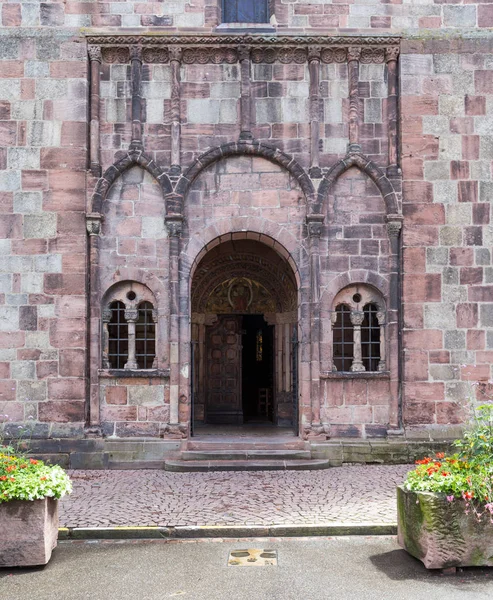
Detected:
[{"left": 2, "top": 537, "right": 493, "bottom": 600}]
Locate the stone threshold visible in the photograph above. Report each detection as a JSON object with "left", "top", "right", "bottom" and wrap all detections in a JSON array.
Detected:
[{"left": 58, "top": 523, "right": 397, "bottom": 541}]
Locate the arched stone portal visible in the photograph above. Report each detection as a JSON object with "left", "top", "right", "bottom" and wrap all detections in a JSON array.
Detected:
[{"left": 190, "top": 238, "right": 299, "bottom": 430}]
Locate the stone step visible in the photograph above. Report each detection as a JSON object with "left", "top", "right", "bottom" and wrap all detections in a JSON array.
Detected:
[
  {"left": 164, "top": 459, "right": 330, "bottom": 472},
  {"left": 186, "top": 440, "right": 308, "bottom": 451},
  {"left": 181, "top": 449, "right": 311, "bottom": 461}
]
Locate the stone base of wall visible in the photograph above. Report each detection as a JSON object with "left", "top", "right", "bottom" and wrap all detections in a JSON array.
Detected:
[{"left": 18, "top": 433, "right": 459, "bottom": 469}]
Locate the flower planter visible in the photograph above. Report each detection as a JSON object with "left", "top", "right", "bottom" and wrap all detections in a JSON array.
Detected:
[
  {"left": 397, "top": 485, "right": 493, "bottom": 570},
  {"left": 0, "top": 497, "right": 59, "bottom": 567}
]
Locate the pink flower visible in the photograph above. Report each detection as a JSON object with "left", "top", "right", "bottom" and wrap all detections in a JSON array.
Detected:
[{"left": 446, "top": 495, "right": 455, "bottom": 502}]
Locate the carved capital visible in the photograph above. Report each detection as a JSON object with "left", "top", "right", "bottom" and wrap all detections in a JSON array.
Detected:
[
  {"left": 88, "top": 45, "right": 102, "bottom": 63},
  {"left": 306, "top": 214, "right": 324, "bottom": 238},
  {"left": 129, "top": 45, "right": 142, "bottom": 62},
  {"left": 330, "top": 311, "right": 338, "bottom": 326},
  {"left": 347, "top": 46, "right": 361, "bottom": 62},
  {"left": 237, "top": 45, "right": 251, "bottom": 62},
  {"left": 124, "top": 308, "right": 138, "bottom": 322},
  {"left": 385, "top": 46, "right": 400, "bottom": 63},
  {"left": 350, "top": 310, "right": 365, "bottom": 326},
  {"left": 86, "top": 213, "right": 103, "bottom": 236},
  {"left": 386, "top": 219, "right": 402, "bottom": 239},
  {"left": 102, "top": 308, "right": 112, "bottom": 323},
  {"left": 308, "top": 46, "right": 321, "bottom": 63},
  {"left": 169, "top": 46, "right": 183, "bottom": 63},
  {"left": 376, "top": 311, "right": 386, "bottom": 326},
  {"left": 165, "top": 217, "right": 184, "bottom": 238}
]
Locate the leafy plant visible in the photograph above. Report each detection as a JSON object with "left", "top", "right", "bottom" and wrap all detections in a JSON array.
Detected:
[
  {"left": 0, "top": 446, "right": 72, "bottom": 504},
  {"left": 404, "top": 403, "right": 493, "bottom": 521}
]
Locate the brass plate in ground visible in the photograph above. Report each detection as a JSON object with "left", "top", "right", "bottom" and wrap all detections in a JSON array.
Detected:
[{"left": 228, "top": 549, "right": 277, "bottom": 567}]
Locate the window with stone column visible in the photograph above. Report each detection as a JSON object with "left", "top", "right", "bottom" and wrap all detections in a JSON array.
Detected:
[
  {"left": 102, "top": 283, "right": 157, "bottom": 370},
  {"left": 331, "top": 286, "right": 386, "bottom": 373}
]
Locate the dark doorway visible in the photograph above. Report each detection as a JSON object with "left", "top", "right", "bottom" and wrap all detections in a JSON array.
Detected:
[{"left": 241, "top": 315, "right": 274, "bottom": 423}]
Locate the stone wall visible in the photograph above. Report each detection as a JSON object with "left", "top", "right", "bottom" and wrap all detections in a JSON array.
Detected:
[
  {"left": 401, "top": 38, "right": 493, "bottom": 433},
  {"left": 0, "top": 2, "right": 492, "bottom": 444},
  {"left": 2, "top": 1, "right": 492, "bottom": 30}
]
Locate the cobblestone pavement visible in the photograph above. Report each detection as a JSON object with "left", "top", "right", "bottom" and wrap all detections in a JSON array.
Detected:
[{"left": 59, "top": 465, "right": 412, "bottom": 528}]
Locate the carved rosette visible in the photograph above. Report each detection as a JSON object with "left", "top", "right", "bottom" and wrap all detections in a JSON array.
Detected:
[
  {"left": 320, "top": 47, "right": 347, "bottom": 64},
  {"left": 182, "top": 47, "right": 237, "bottom": 64},
  {"left": 142, "top": 47, "right": 170, "bottom": 63},
  {"left": 101, "top": 47, "right": 130, "bottom": 64},
  {"left": 360, "top": 47, "right": 385, "bottom": 64}
]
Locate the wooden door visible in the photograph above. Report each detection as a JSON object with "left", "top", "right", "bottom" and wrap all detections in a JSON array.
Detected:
[{"left": 205, "top": 315, "right": 243, "bottom": 424}]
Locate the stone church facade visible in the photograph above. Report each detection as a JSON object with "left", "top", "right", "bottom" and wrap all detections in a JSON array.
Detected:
[{"left": 0, "top": 1, "right": 492, "bottom": 465}]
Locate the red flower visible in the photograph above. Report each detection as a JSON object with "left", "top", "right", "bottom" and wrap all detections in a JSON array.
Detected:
[
  {"left": 29, "top": 459, "right": 38, "bottom": 465},
  {"left": 441, "top": 472, "right": 450, "bottom": 477},
  {"left": 0, "top": 476, "right": 7, "bottom": 481},
  {"left": 40, "top": 476, "right": 47, "bottom": 481},
  {"left": 436, "top": 452, "right": 445, "bottom": 459},
  {"left": 464, "top": 491, "right": 474, "bottom": 500}
]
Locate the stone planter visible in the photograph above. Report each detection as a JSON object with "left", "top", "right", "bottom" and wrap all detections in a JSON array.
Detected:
[
  {"left": 397, "top": 485, "right": 493, "bottom": 569},
  {"left": 0, "top": 498, "right": 59, "bottom": 567}
]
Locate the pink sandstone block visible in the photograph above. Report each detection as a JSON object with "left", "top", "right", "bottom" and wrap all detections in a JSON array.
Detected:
[{"left": 0, "top": 498, "right": 59, "bottom": 567}]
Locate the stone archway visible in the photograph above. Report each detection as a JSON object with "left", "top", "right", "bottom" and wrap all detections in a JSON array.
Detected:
[{"left": 190, "top": 237, "right": 298, "bottom": 430}]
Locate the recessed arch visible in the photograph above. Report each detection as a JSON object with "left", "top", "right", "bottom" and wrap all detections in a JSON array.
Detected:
[
  {"left": 316, "top": 153, "right": 399, "bottom": 217},
  {"left": 175, "top": 141, "right": 316, "bottom": 204},
  {"left": 91, "top": 150, "right": 173, "bottom": 214},
  {"left": 190, "top": 233, "right": 300, "bottom": 429}
]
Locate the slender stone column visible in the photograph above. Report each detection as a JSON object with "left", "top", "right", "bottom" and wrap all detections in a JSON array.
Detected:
[
  {"left": 86, "top": 213, "right": 103, "bottom": 430},
  {"left": 350, "top": 310, "right": 365, "bottom": 372},
  {"left": 386, "top": 47, "right": 400, "bottom": 176},
  {"left": 165, "top": 216, "right": 183, "bottom": 425},
  {"left": 88, "top": 46, "right": 102, "bottom": 177},
  {"left": 130, "top": 46, "right": 143, "bottom": 150},
  {"left": 169, "top": 47, "right": 182, "bottom": 173},
  {"left": 101, "top": 308, "right": 111, "bottom": 369},
  {"left": 377, "top": 310, "right": 387, "bottom": 372},
  {"left": 347, "top": 47, "right": 361, "bottom": 153},
  {"left": 386, "top": 217, "right": 403, "bottom": 427},
  {"left": 308, "top": 46, "right": 321, "bottom": 178},
  {"left": 124, "top": 307, "right": 139, "bottom": 369},
  {"left": 238, "top": 45, "right": 253, "bottom": 141},
  {"left": 307, "top": 214, "right": 324, "bottom": 424}
]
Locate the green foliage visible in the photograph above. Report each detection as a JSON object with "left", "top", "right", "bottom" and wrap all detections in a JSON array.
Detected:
[
  {"left": 404, "top": 404, "right": 493, "bottom": 512},
  {"left": 0, "top": 447, "right": 72, "bottom": 504},
  {"left": 454, "top": 404, "right": 493, "bottom": 466}
]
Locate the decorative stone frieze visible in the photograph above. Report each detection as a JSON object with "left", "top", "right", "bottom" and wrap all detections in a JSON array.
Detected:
[{"left": 88, "top": 35, "right": 400, "bottom": 65}]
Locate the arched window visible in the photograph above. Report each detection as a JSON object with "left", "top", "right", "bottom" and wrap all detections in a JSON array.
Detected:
[
  {"left": 362, "top": 303, "right": 380, "bottom": 372},
  {"left": 107, "top": 301, "right": 128, "bottom": 369},
  {"left": 331, "top": 286, "right": 386, "bottom": 373},
  {"left": 332, "top": 304, "right": 353, "bottom": 372},
  {"left": 102, "top": 283, "right": 157, "bottom": 371},
  {"left": 136, "top": 301, "right": 156, "bottom": 369},
  {"left": 222, "top": 0, "right": 269, "bottom": 23}
]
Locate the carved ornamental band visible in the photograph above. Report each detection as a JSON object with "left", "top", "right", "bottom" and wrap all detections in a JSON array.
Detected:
[{"left": 88, "top": 35, "right": 400, "bottom": 65}]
